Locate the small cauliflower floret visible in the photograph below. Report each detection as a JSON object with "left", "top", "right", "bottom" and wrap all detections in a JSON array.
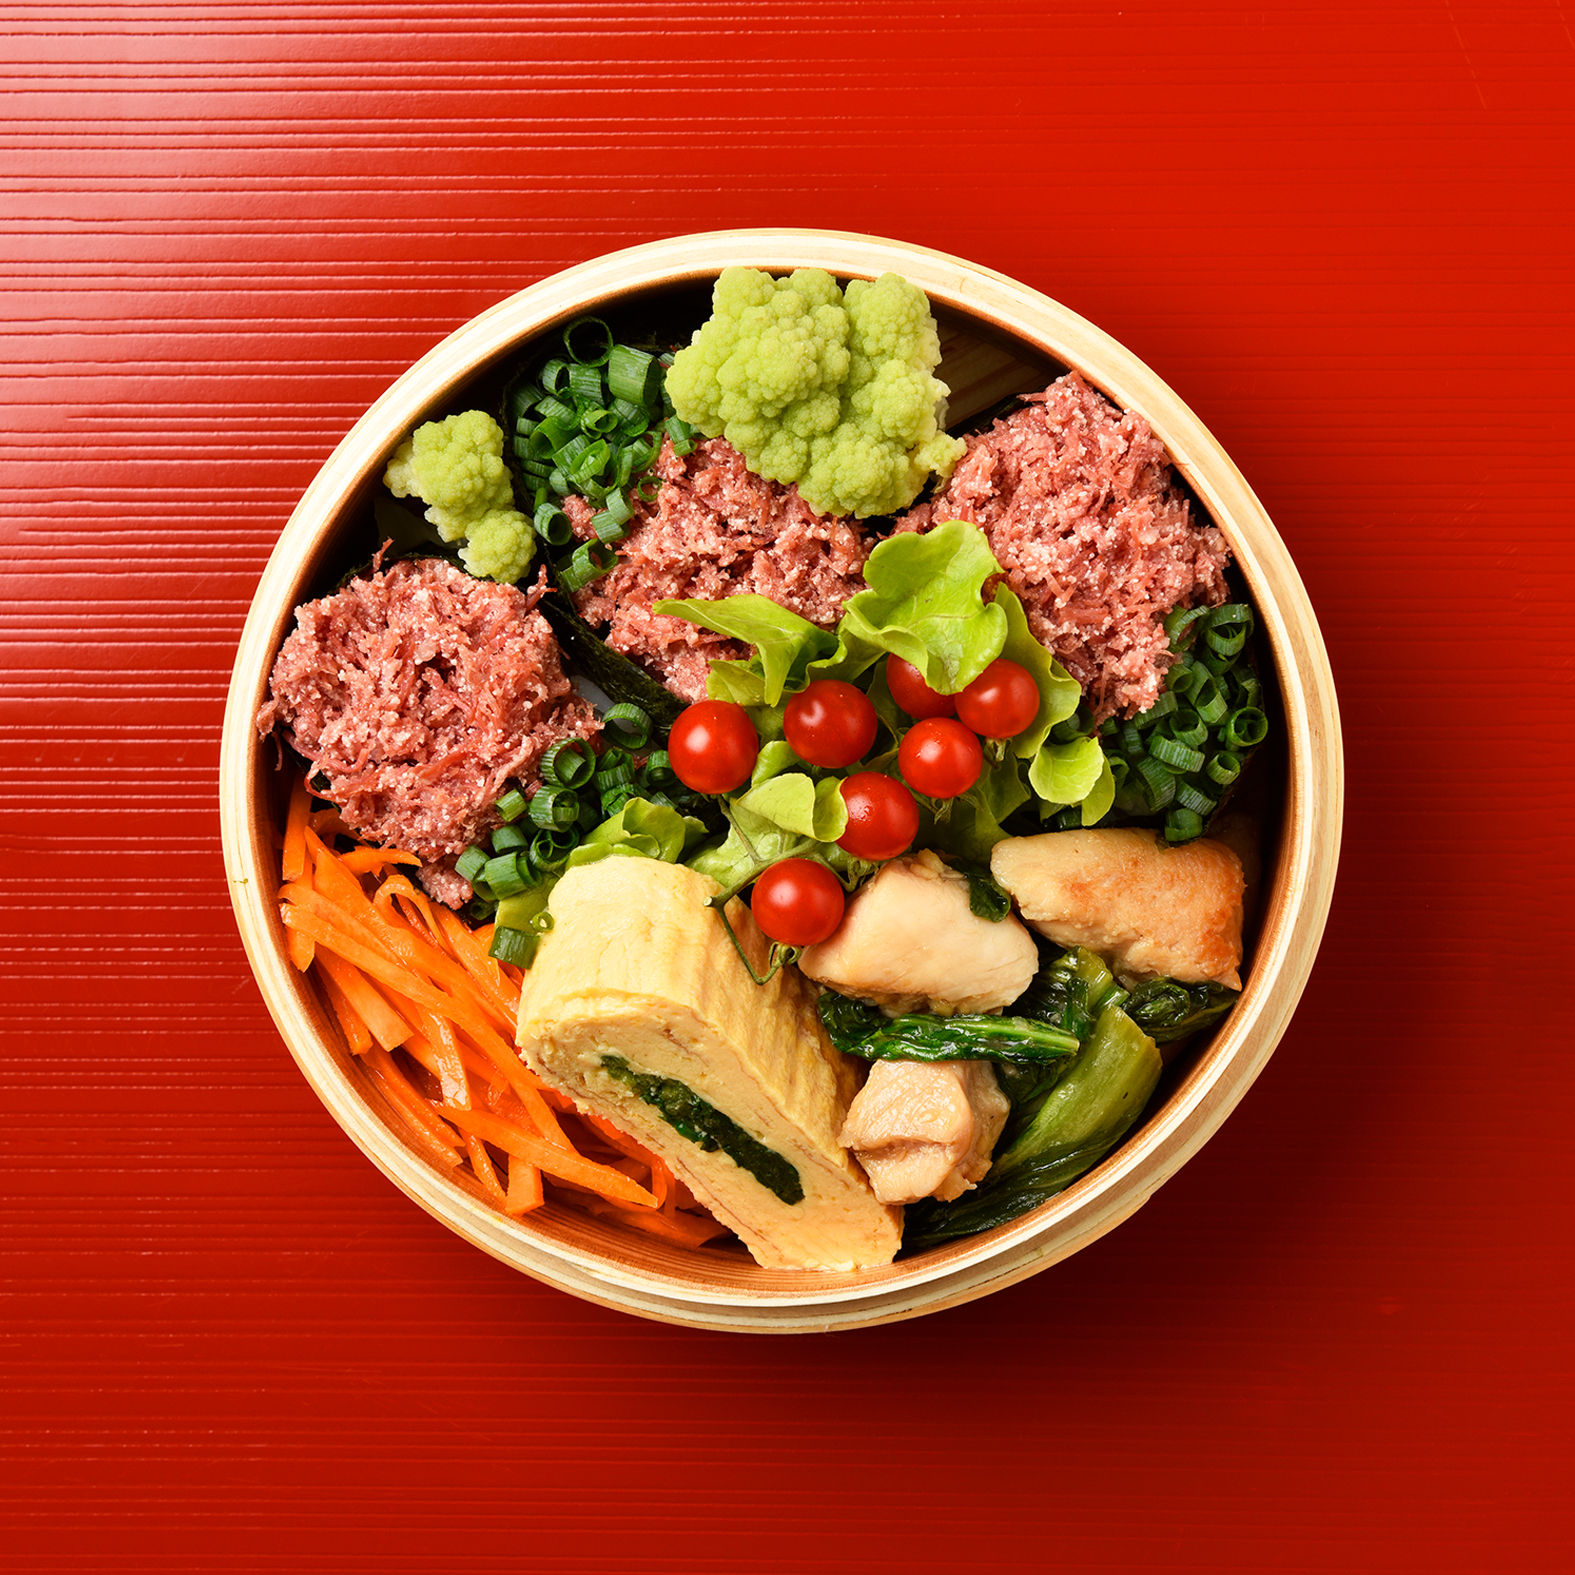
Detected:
[
  {"left": 797, "top": 850, "right": 1039, "bottom": 1016},
  {"left": 665, "top": 266, "right": 965, "bottom": 519},
  {"left": 459, "top": 506, "right": 535, "bottom": 585},
  {"left": 840, "top": 1059, "right": 1010, "bottom": 1205},
  {"left": 383, "top": 409, "right": 535, "bottom": 585},
  {"left": 991, "top": 828, "right": 1246, "bottom": 990}
]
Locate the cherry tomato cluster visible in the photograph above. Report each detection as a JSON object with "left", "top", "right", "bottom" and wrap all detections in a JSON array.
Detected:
[
  {"left": 663, "top": 654, "right": 1041, "bottom": 949},
  {"left": 887, "top": 654, "right": 1039, "bottom": 800}
]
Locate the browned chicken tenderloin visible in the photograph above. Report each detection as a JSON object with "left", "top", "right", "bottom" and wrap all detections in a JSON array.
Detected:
[
  {"left": 990, "top": 828, "right": 1246, "bottom": 990},
  {"left": 797, "top": 850, "right": 1039, "bottom": 1017},
  {"left": 515, "top": 858, "right": 901, "bottom": 1272},
  {"left": 839, "top": 1059, "right": 1011, "bottom": 1206}
]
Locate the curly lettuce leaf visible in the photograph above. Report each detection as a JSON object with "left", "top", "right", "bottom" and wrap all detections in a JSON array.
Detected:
[
  {"left": 835, "top": 520, "right": 1007, "bottom": 693},
  {"left": 653, "top": 593, "right": 838, "bottom": 708},
  {"left": 686, "top": 773, "right": 853, "bottom": 890},
  {"left": 1029, "top": 734, "right": 1106, "bottom": 807},
  {"left": 994, "top": 584, "right": 1081, "bottom": 758}
]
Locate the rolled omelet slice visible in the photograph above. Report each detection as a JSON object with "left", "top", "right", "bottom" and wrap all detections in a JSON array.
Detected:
[
  {"left": 991, "top": 827, "right": 1246, "bottom": 990},
  {"left": 514, "top": 858, "right": 902, "bottom": 1272}
]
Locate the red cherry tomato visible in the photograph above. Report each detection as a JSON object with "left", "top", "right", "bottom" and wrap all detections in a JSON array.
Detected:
[
  {"left": 837, "top": 772, "right": 920, "bottom": 862},
  {"left": 898, "top": 717, "right": 984, "bottom": 799},
  {"left": 783, "top": 679, "right": 878, "bottom": 769},
  {"left": 667, "top": 701, "right": 759, "bottom": 795},
  {"left": 885, "top": 655, "right": 956, "bottom": 719},
  {"left": 955, "top": 658, "right": 1041, "bottom": 739},
  {"left": 750, "top": 859, "right": 845, "bottom": 947}
]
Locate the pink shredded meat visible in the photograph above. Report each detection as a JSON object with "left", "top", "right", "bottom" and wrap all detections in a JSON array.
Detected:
[
  {"left": 568, "top": 435, "right": 874, "bottom": 700},
  {"left": 256, "top": 558, "right": 598, "bottom": 898},
  {"left": 896, "top": 373, "right": 1231, "bottom": 720}
]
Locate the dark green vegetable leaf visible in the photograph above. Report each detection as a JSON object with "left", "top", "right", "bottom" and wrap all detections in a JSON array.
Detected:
[
  {"left": 816, "top": 990, "right": 1079, "bottom": 1068},
  {"left": 902, "top": 1002, "right": 1161, "bottom": 1249},
  {"left": 600, "top": 1055, "right": 803, "bottom": 1204},
  {"left": 1122, "top": 978, "right": 1239, "bottom": 1044}
]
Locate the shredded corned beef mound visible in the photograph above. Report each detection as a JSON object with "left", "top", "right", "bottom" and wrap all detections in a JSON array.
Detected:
[
  {"left": 568, "top": 435, "right": 874, "bottom": 700},
  {"left": 256, "top": 558, "right": 598, "bottom": 897},
  {"left": 897, "top": 373, "right": 1231, "bottom": 721}
]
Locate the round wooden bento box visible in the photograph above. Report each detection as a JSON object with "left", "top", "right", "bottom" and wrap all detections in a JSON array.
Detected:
[{"left": 220, "top": 230, "right": 1343, "bottom": 1333}]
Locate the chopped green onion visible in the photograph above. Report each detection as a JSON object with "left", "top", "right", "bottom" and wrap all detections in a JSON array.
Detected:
[
  {"left": 481, "top": 852, "right": 532, "bottom": 899},
  {"left": 455, "top": 845, "right": 489, "bottom": 884},
  {"left": 608, "top": 343, "right": 658, "bottom": 405},
  {"left": 1204, "top": 603, "right": 1254, "bottom": 658},
  {"left": 540, "top": 737, "right": 595, "bottom": 790},
  {"left": 567, "top": 361, "right": 604, "bottom": 406},
  {"left": 1175, "top": 780, "right": 1217, "bottom": 816},
  {"left": 1135, "top": 690, "right": 1177, "bottom": 729},
  {"left": 1224, "top": 707, "right": 1269, "bottom": 748},
  {"left": 562, "top": 316, "right": 613, "bottom": 367},
  {"left": 665, "top": 414, "right": 696, "bottom": 456},
  {"left": 1206, "top": 750, "right": 1242, "bottom": 786},
  {"left": 528, "top": 785, "right": 581, "bottom": 831},
  {"left": 488, "top": 926, "right": 540, "bottom": 967},
  {"left": 590, "top": 511, "right": 629, "bottom": 545},
  {"left": 1135, "top": 755, "right": 1177, "bottom": 810},
  {"left": 596, "top": 760, "right": 635, "bottom": 793},
  {"left": 601, "top": 701, "right": 652, "bottom": 751},
  {"left": 532, "top": 502, "right": 573, "bottom": 546},
  {"left": 491, "top": 823, "right": 530, "bottom": 854},
  {"left": 1149, "top": 734, "right": 1206, "bottom": 773},
  {"left": 1164, "top": 807, "right": 1204, "bottom": 842},
  {"left": 494, "top": 788, "right": 527, "bottom": 823},
  {"left": 558, "top": 542, "right": 616, "bottom": 592}
]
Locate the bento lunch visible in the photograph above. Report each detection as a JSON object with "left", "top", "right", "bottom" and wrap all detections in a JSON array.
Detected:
[{"left": 255, "top": 265, "right": 1272, "bottom": 1272}]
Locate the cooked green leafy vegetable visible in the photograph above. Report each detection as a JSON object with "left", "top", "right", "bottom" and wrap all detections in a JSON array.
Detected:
[
  {"left": 1123, "top": 977, "right": 1239, "bottom": 1043},
  {"left": 903, "top": 1001, "right": 1162, "bottom": 1247},
  {"left": 816, "top": 990, "right": 1079, "bottom": 1068},
  {"left": 600, "top": 1054, "right": 803, "bottom": 1205}
]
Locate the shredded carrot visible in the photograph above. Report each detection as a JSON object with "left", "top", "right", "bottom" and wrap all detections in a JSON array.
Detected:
[
  {"left": 440, "top": 1105, "right": 658, "bottom": 1207},
  {"left": 314, "top": 946, "right": 413, "bottom": 1051},
  {"left": 505, "top": 1155, "right": 544, "bottom": 1215},
  {"left": 464, "top": 1134, "right": 508, "bottom": 1207},
  {"left": 559, "top": 1189, "right": 734, "bottom": 1247},
  {"left": 282, "top": 905, "right": 499, "bottom": 1044},
  {"left": 283, "top": 776, "right": 312, "bottom": 884},
  {"left": 281, "top": 778, "right": 734, "bottom": 1249},
  {"left": 318, "top": 964, "right": 372, "bottom": 1055},
  {"left": 363, "top": 1048, "right": 464, "bottom": 1166},
  {"left": 340, "top": 846, "right": 421, "bottom": 874}
]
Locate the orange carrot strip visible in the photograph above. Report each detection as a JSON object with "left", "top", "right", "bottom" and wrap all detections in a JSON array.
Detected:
[
  {"left": 400, "top": 1031, "right": 497, "bottom": 1097},
  {"left": 312, "top": 946, "right": 413, "bottom": 1051},
  {"left": 439, "top": 1105, "right": 657, "bottom": 1207},
  {"left": 433, "top": 905, "right": 521, "bottom": 1021},
  {"left": 318, "top": 965, "right": 372, "bottom": 1055},
  {"left": 281, "top": 906, "right": 496, "bottom": 1043},
  {"left": 340, "top": 846, "right": 420, "bottom": 874},
  {"left": 287, "top": 923, "right": 316, "bottom": 972},
  {"left": 291, "top": 865, "right": 515, "bottom": 1040},
  {"left": 465, "top": 1134, "right": 508, "bottom": 1206},
  {"left": 504, "top": 1154, "right": 544, "bottom": 1215},
  {"left": 363, "top": 1048, "right": 464, "bottom": 1164},
  {"left": 283, "top": 776, "right": 312, "bottom": 884},
  {"left": 453, "top": 1019, "right": 572, "bottom": 1151},
  {"left": 557, "top": 1189, "right": 732, "bottom": 1246}
]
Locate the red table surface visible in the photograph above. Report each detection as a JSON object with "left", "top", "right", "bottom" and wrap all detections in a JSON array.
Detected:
[{"left": 4, "top": 4, "right": 1572, "bottom": 1571}]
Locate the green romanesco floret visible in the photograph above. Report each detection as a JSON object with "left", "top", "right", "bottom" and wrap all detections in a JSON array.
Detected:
[
  {"left": 665, "top": 267, "right": 965, "bottom": 519},
  {"left": 382, "top": 409, "right": 535, "bottom": 584}
]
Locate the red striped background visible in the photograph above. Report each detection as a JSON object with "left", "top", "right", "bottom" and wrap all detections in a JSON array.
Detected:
[{"left": 3, "top": 4, "right": 1572, "bottom": 1571}]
